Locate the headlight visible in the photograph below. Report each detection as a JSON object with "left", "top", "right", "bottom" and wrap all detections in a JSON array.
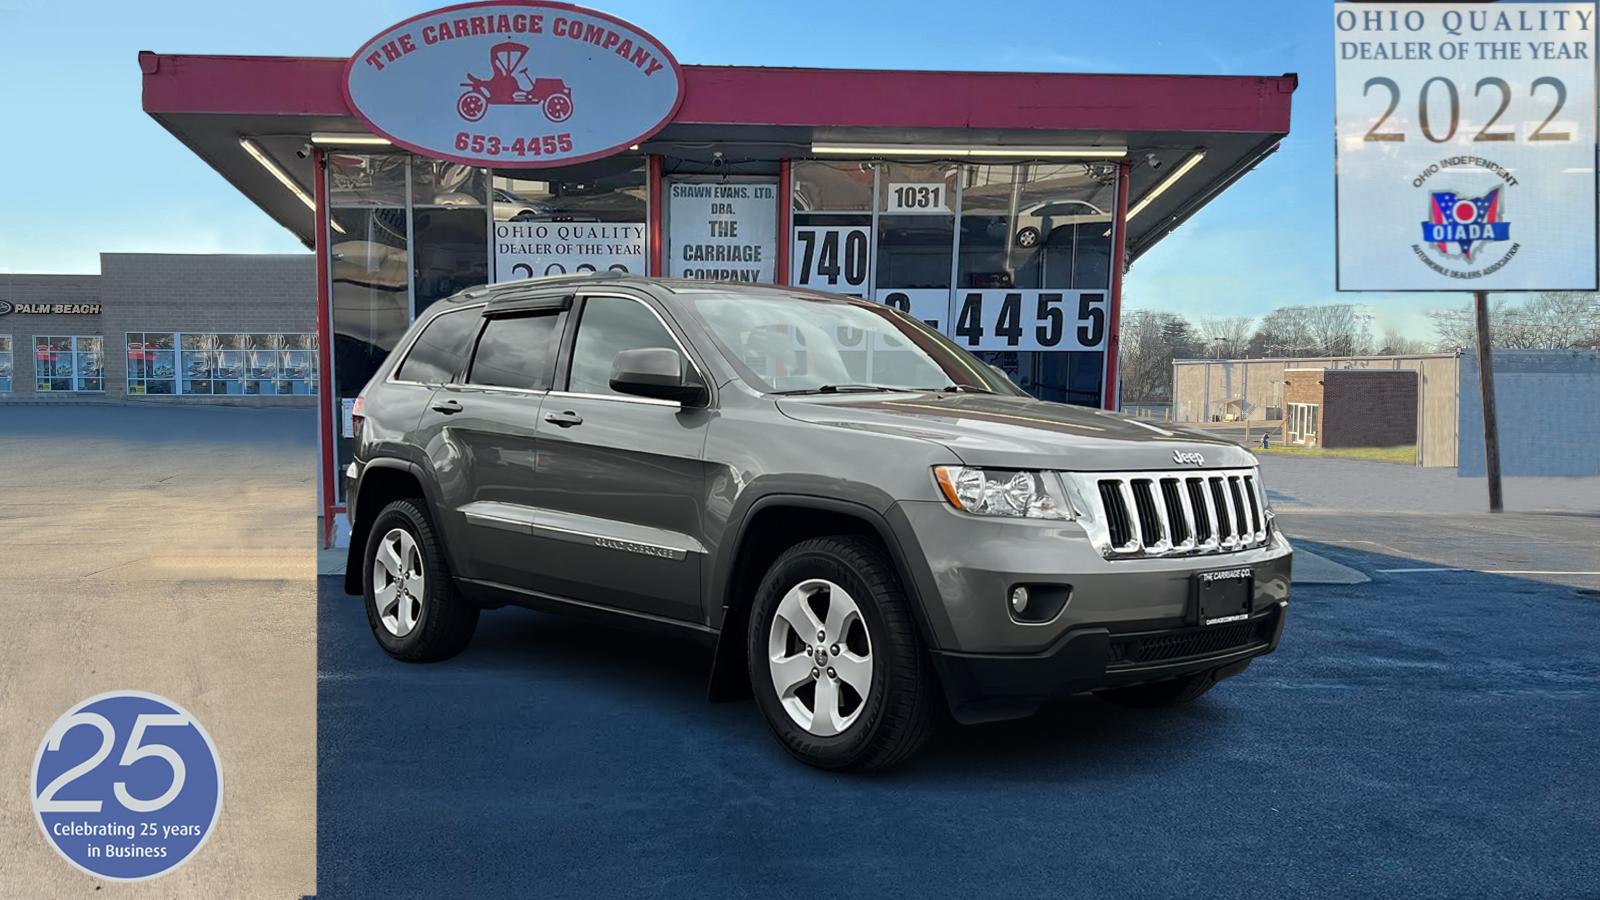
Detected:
[{"left": 933, "top": 466, "right": 1072, "bottom": 520}]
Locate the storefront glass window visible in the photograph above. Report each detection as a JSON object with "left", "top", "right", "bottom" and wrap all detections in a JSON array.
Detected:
[
  {"left": 413, "top": 161, "right": 489, "bottom": 316},
  {"left": 0, "top": 335, "right": 12, "bottom": 392},
  {"left": 329, "top": 153, "right": 410, "bottom": 491},
  {"left": 328, "top": 153, "right": 408, "bottom": 206},
  {"left": 126, "top": 332, "right": 177, "bottom": 395},
  {"left": 875, "top": 163, "right": 958, "bottom": 330},
  {"left": 791, "top": 161, "right": 874, "bottom": 297},
  {"left": 955, "top": 162, "right": 1115, "bottom": 405},
  {"left": 491, "top": 158, "right": 648, "bottom": 280},
  {"left": 35, "top": 335, "right": 102, "bottom": 392}
]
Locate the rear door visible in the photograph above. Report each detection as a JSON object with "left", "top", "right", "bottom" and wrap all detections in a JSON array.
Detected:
[
  {"left": 523, "top": 291, "right": 712, "bottom": 624},
  {"left": 419, "top": 299, "right": 568, "bottom": 591}
]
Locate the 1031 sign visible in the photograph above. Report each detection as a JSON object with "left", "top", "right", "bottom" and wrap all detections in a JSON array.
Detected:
[{"left": 950, "top": 290, "right": 1106, "bottom": 352}]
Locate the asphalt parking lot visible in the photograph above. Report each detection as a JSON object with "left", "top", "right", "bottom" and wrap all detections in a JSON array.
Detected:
[{"left": 318, "top": 460, "right": 1600, "bottom": 899}]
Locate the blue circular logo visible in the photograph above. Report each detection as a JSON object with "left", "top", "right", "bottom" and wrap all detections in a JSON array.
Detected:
[{"left": 31, "top": 691, "right": 223, "bottom": 881}]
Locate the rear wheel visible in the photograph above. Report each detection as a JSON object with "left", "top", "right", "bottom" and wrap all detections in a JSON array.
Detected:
[
  {"left": 364, "top": 499, "right": 478, "bottom": 662},
  {"left": 1096, "top": 670, "right": 1216, "bottom": 708},
  {"left": 746, "top": 536, "right": 936, "bottom": 771}
]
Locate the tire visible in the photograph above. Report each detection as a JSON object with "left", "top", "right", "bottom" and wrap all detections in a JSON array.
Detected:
[
  {"left": 363, "top": 499, "right": 478, "bottom": 662},
  {"left": 746, "top": 536, "right": 936, "bottom": 771},
  {"left": 1015, "top": 226, "right": 1041, "bottom": 248},
  {"left": 1096, "top": 669, "right": 1216, "bottom": 708}
]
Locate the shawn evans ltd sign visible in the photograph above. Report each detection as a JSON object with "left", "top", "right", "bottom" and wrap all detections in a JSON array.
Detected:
[
  {"left": 0, "top": 300, "right": 100, "bottom": 316},
  {"left": 343, "top": 1, "right": 685, "bottom": 167}
]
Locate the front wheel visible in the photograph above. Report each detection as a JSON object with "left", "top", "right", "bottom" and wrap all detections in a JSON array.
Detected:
[
  {"left": 364, "top": 499, "right": 478, "bottom": 662},
  {"left": 746, "top": 536, "right": 936, "bottom": 771}
]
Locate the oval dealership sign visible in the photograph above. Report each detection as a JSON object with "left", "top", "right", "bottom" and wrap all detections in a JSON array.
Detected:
[{"left": 343, "top": 1, "right": 684, "bottom": 167}]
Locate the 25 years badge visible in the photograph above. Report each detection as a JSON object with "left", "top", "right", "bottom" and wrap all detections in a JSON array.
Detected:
[{"left": 32, "top": 691, "right": 223, "bottom": 881}]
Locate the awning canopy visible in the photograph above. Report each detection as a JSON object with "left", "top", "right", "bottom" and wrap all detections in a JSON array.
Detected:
[{"left": 139, "top": 52, "right": 1295, "bottom": 261}]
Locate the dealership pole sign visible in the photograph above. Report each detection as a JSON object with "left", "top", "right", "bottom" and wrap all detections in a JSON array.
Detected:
[
  {"left": 1334, "top": 3, "right": 1597, "bottom": 291},
  {"left": 344, "top": 1, "right": 685, "bottom": 167}
]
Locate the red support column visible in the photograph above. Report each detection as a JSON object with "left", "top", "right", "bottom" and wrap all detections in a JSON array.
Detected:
[
  {"left": 312, "top": 149, "right": 338, "bottom": 548},
  {"left": 1101, "top": 158, "right": 1132, "bottom": 411},
  {"left": 776, "top": 159, "right": 793, "bottom": 285},
  {"left": 647, "top": 154, "right": 664, "bottom": 276}
]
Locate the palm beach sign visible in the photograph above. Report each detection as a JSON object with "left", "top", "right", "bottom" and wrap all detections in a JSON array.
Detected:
[{"left": 343, "top": 1, "right": 685, "bottom": 168}]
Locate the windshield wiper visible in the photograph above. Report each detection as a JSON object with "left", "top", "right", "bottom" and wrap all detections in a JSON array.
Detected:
[
  {"left": 770, "top": 384, "right": 909, "bottom": 396},
  {"left": 928, "top": 384, "right": 995, "bottom": 394}
]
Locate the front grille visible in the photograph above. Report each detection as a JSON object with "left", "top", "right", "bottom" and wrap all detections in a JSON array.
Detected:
[
  {"left": 1073, "top": 468, "right": 1270, "bottom": 558},
  {"left": 1108, "top": 618, "right": 1270, "bottom": 666}
]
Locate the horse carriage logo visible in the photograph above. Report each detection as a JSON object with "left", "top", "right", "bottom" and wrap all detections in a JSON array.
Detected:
[{"left": 456, "top": 41, "right": 574, "bottom": 123}]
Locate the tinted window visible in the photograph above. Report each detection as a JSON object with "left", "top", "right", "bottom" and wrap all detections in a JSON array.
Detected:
[
  {"left": 568, "top": 297, "right": 677, "bottom": 396},
  {"left": 466, "top": 313, "right": 562, "bottom": 390},
  {"left": 396, "top": 309, "right": 481, "bottom": 384}
]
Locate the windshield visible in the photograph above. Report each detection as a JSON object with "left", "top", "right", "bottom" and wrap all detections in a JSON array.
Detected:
[{"left": 682, "top": 293, "right": 1022, "bottom": 395}]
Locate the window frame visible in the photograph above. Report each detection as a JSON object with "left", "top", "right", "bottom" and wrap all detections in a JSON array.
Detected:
[
  {"left": 0, "top": 334, "right": 12, "bottom": 393},
  {"left": 35, "top": 334, "right": 103, "bottom": 393},
  {"left": 553, "top": 291, "right": 710, "bottom": 407}
]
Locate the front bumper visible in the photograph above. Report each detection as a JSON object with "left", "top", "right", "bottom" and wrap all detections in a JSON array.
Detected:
[{"left": 930, "top": 601, "right": 1288, "bottom": 723}]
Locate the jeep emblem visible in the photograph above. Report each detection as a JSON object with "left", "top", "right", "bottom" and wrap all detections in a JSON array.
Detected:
[{"left": 1172, "top": 450, "right": 1205, "bottom": 466}]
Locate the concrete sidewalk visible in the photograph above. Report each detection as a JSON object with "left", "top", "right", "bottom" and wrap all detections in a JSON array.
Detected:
[{"left": 0, "top": 406, "right": 317, "bottom": 897}]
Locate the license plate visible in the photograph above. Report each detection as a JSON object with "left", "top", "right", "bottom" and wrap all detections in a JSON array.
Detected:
[{"left": 1194, "top": 566, "right": 1253, "bottom": 625}]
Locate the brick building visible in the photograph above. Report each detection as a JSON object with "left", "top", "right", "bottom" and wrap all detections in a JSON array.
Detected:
[
  {"left": 1282, "top": 367, "right": 1417, "bottom": 449},
  {"left": 0, "top": 253, "right": 315, "bottom": 405}
]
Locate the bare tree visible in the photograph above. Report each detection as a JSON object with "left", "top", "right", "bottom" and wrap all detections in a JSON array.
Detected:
[
  {"left": 1376, "top": 327, "right": 1431, "bottom": 356},
  {"left": 1248, "top": 304, "right": 1372, "bottom": 357},
  {"left": 1119, "top": 309, "right": 1200, "bottom": 403},
  {"left": 1428, "top": 292, "right": 1600, "bottom": 350},
  {"left": 1196, "top": 316, "right": 1255, "bottom": 358}
]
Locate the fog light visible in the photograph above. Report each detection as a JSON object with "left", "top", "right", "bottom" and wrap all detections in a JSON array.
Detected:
[{"left": 1009, "top": 586, "right": 1030, "bottom": 614}]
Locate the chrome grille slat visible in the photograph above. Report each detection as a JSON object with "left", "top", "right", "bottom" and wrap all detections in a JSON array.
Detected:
[{"left": 1072, "top": 468, "right": 1271, "bottom": 559}]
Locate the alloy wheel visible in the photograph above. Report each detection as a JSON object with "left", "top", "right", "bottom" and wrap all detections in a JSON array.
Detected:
[
  {"left": 372, "top": 527, "right": 425, "bottom": 637},
  {"left": 767, "top": 578, "right": 874, "bottom": 736}
]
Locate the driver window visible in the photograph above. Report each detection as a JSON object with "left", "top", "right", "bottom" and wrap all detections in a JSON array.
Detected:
[{"left": 568, "top": 297, "right": 677, "bottom": 396}]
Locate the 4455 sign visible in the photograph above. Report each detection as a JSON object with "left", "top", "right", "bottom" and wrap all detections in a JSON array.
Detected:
[{"left": 948, "top": 290, "right": 1106, "bottom": 352}]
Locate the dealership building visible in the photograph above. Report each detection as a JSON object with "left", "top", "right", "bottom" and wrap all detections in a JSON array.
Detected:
[
  {"left": 0, "top": 253, "right": 315, "bottom": 403},
  {"left": 137, "top": 1, "right": 1296, "bottom": 543}
]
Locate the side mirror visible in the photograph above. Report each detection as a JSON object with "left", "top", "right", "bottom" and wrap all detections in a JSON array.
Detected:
[
  {"left": 609, "top": 347, "right": 707, "bottom": 406},
  {"left": 988, "top": 364, "right": 1015, "bottom": 384}
]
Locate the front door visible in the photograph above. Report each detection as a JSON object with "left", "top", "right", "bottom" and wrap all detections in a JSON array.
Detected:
[{"left": 525, "top": 292, "right": 711, "bottom": 624}]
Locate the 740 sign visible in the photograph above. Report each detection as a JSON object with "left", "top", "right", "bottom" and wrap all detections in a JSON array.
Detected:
[{"left": 951, "top": 290, "right": 1106, "bottom": 352}]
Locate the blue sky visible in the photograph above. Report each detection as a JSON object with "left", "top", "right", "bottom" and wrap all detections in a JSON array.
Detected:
[{"left": 0, "top": 0, "right": 1443, "bottom": 337}]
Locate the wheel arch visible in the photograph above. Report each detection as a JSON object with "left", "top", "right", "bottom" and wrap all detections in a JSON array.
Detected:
[
  {"left": 342, "top": 459, "right": 439, "bottom": 596},
  {"left": 705, "top": 494, "right": 942, "bottom": 703}
]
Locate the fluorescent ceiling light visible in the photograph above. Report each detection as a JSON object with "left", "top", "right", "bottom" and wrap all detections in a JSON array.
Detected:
[
  {"left": 810, "top": 143, "right": 1125, "bottom": 159},
  {"left": 239, "top": 136, "right": 343, "bottom": 234},
  {"left": 1126, "top": 151, "right": 1206, "bottom": 221},
  {"left": 310, "top": 132, "right": 392, "bottom": 146}
]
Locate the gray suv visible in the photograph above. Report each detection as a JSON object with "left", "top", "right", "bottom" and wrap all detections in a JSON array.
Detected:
[{"left": 343, "top": 275, "right": 1291, "bottom": 771}]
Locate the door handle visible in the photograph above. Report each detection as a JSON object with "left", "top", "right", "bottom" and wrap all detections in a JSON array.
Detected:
[
  {"left": 431, "top": 399, "right": 463, "bottom": 414},
  {"left": 544, "top": 410, "right": 583, "bottom": 428}
]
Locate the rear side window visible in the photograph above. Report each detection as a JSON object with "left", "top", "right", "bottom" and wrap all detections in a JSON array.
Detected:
[
  {"left": 467, "top": 313, "right": 563, "bottom": 391},
  {"left": 396, "top": 309, "right": 480, "bottom": 384}
]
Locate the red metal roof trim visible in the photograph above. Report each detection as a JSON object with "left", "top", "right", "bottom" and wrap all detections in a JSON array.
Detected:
[{"left": 140, "top": 52, "right": 1294, "bottom": 134}]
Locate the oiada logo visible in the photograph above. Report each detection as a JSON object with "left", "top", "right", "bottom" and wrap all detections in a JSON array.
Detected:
[
  {"left": 1415, "top": 180, "right": 1516, "bottom": 278},
  {"left": 344, "top": 1, "right": 684, "bottom": 168}
]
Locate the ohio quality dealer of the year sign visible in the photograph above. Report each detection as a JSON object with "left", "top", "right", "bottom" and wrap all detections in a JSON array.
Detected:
[
  {"left": 1334, "top": 2, "right": 1598, "bottom": 291},
  {"left": 343, "top": 1, "right": 685, "bottom": 167}
]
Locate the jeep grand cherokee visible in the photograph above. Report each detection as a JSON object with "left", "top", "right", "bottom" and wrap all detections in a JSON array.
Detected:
[{"left": 343, "top": 275, "right": 1291, "bottom": 771}]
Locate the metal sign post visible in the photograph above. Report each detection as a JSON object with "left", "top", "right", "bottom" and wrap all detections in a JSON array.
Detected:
[{"left": 1473, "top": 290, "right": 1503, "bottom": 512}]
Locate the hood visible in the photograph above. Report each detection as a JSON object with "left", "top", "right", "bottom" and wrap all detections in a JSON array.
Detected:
[{"left": 776, "top": 392, "right": 1257, "bottom": 472}]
